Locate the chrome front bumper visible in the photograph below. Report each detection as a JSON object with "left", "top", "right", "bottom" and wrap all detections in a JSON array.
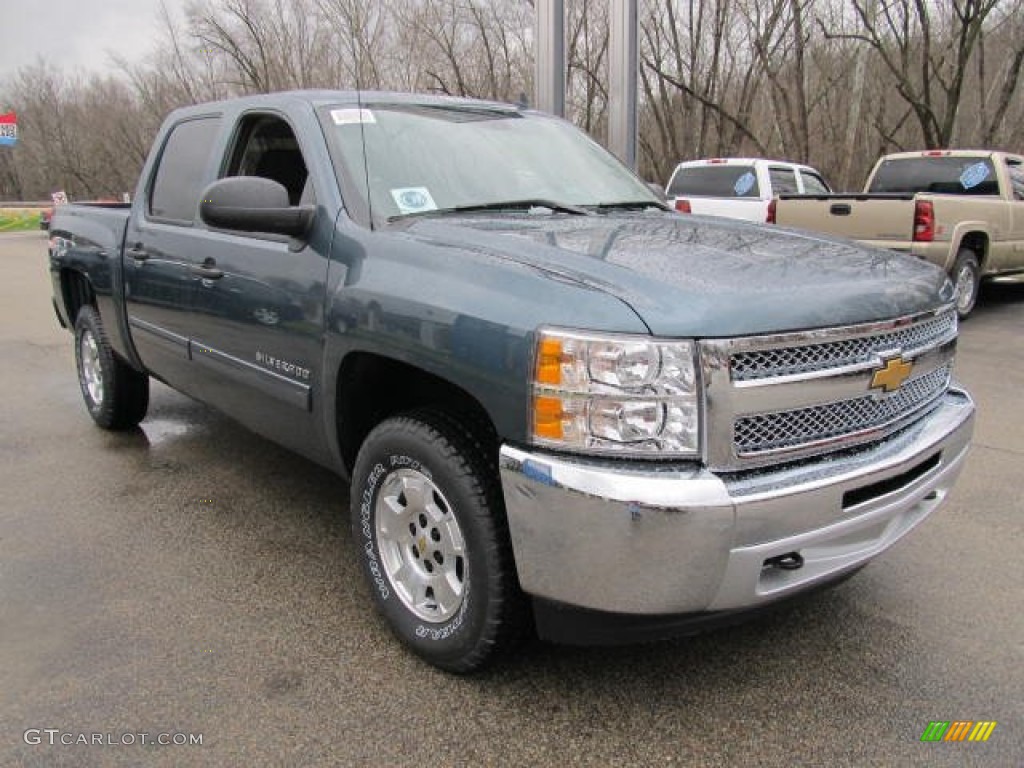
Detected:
[{"left": 498, "top": 387, "right": 974, "bottom": 617}]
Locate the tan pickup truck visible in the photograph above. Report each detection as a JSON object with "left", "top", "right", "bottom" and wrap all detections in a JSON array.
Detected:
[{"left": 771, "top": 150, "right": 1024, "bottom": 317}]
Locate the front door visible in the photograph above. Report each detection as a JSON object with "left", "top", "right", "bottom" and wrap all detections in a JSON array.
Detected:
[{"left": 182, "top": 113, "right": 330, "bottom": 458}]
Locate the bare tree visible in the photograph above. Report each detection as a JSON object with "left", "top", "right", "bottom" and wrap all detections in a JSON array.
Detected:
[
  {"left": 824, "top": 0, "right": 1002, "bottom": 148},
  {"left": 3, "top": 0, "right": 1022, "bottom": 202}
]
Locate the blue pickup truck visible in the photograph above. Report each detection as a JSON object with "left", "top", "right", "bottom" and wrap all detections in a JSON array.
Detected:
[{"left": 49, "top": 91, "right": 975, "bottom": 672}]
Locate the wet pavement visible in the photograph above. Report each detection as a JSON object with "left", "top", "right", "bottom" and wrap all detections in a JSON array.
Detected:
[{"left": 1, "top": 232, "right": 1021, "bottom": 766}]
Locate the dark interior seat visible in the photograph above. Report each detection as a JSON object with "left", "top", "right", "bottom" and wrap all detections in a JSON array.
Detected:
[{"left": 253, "top": 149, "right": 307, "bottom": 206}]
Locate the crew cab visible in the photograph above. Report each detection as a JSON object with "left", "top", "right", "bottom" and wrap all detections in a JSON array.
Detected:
[
  {"left": 49, "top": 91, "right": 974, "bottom": 672},
  {"left": 771, "top": 150, "right": 1024, "bottom": 317},
  {"left": 666, "top": 158, "right": 831, "bottom": 222}
]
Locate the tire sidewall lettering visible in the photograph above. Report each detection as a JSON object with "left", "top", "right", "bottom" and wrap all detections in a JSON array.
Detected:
[
  {"left": 358, "top": 449, "right": 475, "bottom": 645},
  {"left": 358, "top": 460, "right": 391, "bottom": 601}
]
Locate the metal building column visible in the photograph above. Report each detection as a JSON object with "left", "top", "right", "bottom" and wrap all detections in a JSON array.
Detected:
[
  {"left": 534, "top": 0, "right": 566, "bottom": 117},
  {"left": 608, "top": 0, "right": 638, "bottom": 168}
]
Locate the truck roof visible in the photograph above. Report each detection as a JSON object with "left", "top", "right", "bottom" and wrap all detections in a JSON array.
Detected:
[
  {"left": 671, "top": 157, "right": 820, "bottom": 172},
  {"left": 166, "top": 90, "right": 522, "bottom": 121},
  {"left": 879, "top": 149, "right": 1021, "bottom": 161}
]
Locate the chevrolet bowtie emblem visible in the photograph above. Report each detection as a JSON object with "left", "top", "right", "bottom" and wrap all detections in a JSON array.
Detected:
[{"left": 870, "top": 356, "right": 913, "bottom": 393}]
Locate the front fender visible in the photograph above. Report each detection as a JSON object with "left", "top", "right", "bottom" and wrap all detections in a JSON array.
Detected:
[{"left": 320, "top": 223, "right": 649, "bottom": 466}]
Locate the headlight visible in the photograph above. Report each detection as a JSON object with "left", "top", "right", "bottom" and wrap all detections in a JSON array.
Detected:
[{"left": 530, "top": 328, "right": 700, "bottom": 457}]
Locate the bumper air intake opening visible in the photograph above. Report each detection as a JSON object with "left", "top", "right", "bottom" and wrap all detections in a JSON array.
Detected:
[
  {"left": 842, "top": 452, "right": 941, "bottom": 511},
  {"left": 763, "top": 552, "right": 804, "bottom": 571}
]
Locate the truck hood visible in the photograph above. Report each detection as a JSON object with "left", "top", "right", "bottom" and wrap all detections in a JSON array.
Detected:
[{"left": 398, "top": 212, "right": 953, "bottom": 337}]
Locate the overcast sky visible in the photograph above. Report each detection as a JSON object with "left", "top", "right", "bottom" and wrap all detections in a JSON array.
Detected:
[{"left": 0, "top": 0, "right": 183, "bottom": 85}]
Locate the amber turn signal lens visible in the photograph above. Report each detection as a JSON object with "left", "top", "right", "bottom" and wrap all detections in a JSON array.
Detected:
[
  {"left": 536, "top": 337, "right": 564, "bottom": 385},
  {"left": 533, "top": 396, "right": 564, "bottom": 440}
]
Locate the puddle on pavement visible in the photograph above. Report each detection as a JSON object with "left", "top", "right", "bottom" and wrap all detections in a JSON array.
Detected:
[{"left": 140, "top": 418, "right": 196, "bottom": 446}]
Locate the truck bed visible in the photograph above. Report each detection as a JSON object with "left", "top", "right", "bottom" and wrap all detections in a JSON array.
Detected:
[{"left": 50, "top": 203, "right": 131, "bottom": 255}]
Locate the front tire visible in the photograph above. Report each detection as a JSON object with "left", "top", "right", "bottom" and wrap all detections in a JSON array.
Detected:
[
  {"left": 952, "top": 249, "right": 981, "bottom": 319},
  {"left": 74, "top": 306, "right": 149, "bottom": 430},
  {"left": 350, "top": 410, "right": 526, "bottom": 673}
]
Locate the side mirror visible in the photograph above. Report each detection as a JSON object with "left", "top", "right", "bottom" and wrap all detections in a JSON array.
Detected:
[{"left": 199, "top": 176, "right": 314, "bottom": 238}]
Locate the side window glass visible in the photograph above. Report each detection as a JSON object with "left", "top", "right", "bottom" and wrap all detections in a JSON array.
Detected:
[
  {"left": 800, "top": 172, "right": 830, "bottom": 194},
  {"left": 149, "top": 117, "right": 222, "bottom": 223},
  {"left": 768, "top": 167, "right": 799, "bottom": 195},
  {"left": 225, "top": 116, "right": 310, "bottom": 206},
  {"left": 1006, "top": 160, "right": 1024, "bottom": 202}
]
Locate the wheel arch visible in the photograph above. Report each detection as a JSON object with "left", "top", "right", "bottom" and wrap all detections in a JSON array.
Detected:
[
  {"left": 334, "top": 351, "right": 500, "bottom": 476},
  {"left": 954, "top": 229, "right": 990, "bottom": 273},
  {"left": 60, "top": 268, "right": 97, "bottom": 325}
]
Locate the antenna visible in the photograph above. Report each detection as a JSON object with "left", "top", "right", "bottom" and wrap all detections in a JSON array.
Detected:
[{"left": 356, "top": 89, "right": 374, "bottom": 228}]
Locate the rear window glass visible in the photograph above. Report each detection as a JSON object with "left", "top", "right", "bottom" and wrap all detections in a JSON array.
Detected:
[
  {"left": 149, "top": 117, "right": 222, "bottom": 222},
  {"left": 868, "top": 157, "right": 1000, "bottom": 196},
  {"left": 667, "top": 165, "right": 761, "bottom": 198},
  {"left": 768, "top": 167, "right": 799, "bottom": 194}
]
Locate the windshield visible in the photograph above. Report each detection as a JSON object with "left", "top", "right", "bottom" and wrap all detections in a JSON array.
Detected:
[
  {"left": 321, "top": 102, "right": 659, "bottom": 224},
  {"left": 868, "top": 157, "right": 999, "bottom": 195}
]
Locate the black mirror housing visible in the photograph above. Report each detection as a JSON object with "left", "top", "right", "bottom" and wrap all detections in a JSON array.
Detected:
[{"left": 199, "top": 176, "right": 314, "bottom": 238}]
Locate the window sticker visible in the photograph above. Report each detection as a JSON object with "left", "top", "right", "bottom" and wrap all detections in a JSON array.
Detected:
[
  {"left": 733, "top": 171, "right": 756, "bottom": 196},
  {"left": 391, "top": 187, "right": 437, "bottom": 214},
  {"left": 959, "top": 162, "right": 990, "bottom": 190},
  {"left": 330, "top": 108, "right": 376, "bottom": 126}
]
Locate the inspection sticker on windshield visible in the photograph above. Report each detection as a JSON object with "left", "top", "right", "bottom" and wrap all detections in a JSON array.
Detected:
[
  {"left": 391, "top": 187, "right": 437, "bottom": 214},
  {"left": 959, "top": 162, "right": 990, "bottom": 190},
  {"left": 330, "top": 108, "right": 376, "bottom": 126},
  {"left": 734, "top": 171, "right": 756, "bottom": 196}
]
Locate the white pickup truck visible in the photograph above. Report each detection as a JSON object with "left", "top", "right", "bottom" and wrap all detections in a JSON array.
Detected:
[
  {"left": 665, "top": 158, "right": 831, "bottom": 223},
  {"left": 772, "top": 150, "right": 1024, "bottom": 318}
]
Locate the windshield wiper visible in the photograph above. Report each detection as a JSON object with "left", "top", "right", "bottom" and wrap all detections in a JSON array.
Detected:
[
  {"left": 387, "top": 199, "right": 590, "bottom": 222},
  {"left": 587, "top": 200, "right": 670, "bottom": 212}
]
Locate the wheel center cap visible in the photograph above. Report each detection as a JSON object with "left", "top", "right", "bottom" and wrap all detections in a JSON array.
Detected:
[{"left": 418, "top": 536, "right": 427, "bottom": 553}]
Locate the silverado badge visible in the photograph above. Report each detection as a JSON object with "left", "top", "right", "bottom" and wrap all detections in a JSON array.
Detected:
[{"left": 870, "top": 356, "right": 913, "bottom": 393}]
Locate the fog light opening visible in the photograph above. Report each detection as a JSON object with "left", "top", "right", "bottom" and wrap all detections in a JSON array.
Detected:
[{"left": 764, "top": 551, "right": 804, "bottom": 571}]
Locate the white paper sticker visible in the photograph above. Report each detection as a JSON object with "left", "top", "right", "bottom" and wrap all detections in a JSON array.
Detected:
[
  {"left": 391, "top": 187, "right": 437, "bottom": 214},
  {"left": 330, "top": 108, "right": 376, "bottom": 126}
]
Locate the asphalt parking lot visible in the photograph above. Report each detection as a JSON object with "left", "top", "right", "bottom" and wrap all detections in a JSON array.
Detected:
[{"left": 1, "top": 230, "right": 1021, "bottom": 767}]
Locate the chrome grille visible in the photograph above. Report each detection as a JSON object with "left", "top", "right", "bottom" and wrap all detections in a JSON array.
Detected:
[
  {"left": 731, "top": 310, "right": 956, "bottom": 381},
  {"left": 734, "top": 365, "right": 952, "bottom": 455}
]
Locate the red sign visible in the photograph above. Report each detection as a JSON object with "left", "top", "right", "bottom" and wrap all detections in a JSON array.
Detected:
[{"left": 0, "top": 111, "right": 17, "bottom": 145}]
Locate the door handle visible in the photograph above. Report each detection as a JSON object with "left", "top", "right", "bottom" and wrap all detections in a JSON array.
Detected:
[
  {"left": 191, "top": 263, "right": 224, "bottom": 280},
  {"left": 126, "top": 243, "right": 149, "bottom": 261},
  {"left": 829, "top": 204, "right": 852, "bottom": 216}
]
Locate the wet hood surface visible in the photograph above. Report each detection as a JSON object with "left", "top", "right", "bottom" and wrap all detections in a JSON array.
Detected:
[{"left": 398, "top": 211, "right": 951, "bottom": 337}]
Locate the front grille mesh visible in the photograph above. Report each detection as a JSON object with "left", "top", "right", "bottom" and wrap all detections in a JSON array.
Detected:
[
  {"left": 734, "top": 365, "right": 951, "bottom": 455},
  {"left": 731, "top": 311, "right": 956, "bottom": 381}
]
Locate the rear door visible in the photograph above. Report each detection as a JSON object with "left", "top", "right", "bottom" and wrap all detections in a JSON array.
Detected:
[{"left": 124, "top": 115, "right": 223, "bottom": 388}]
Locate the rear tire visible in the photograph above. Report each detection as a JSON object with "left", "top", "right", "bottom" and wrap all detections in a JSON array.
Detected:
[
  {"left": 74, "top": 306, "right": 149, "bottom": 430},
  {"left": 952, "top": 249, "right": 981, "bottom": 319},
  {"left": 350, "top": 409, "right": 526, "bottom": 673}
]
